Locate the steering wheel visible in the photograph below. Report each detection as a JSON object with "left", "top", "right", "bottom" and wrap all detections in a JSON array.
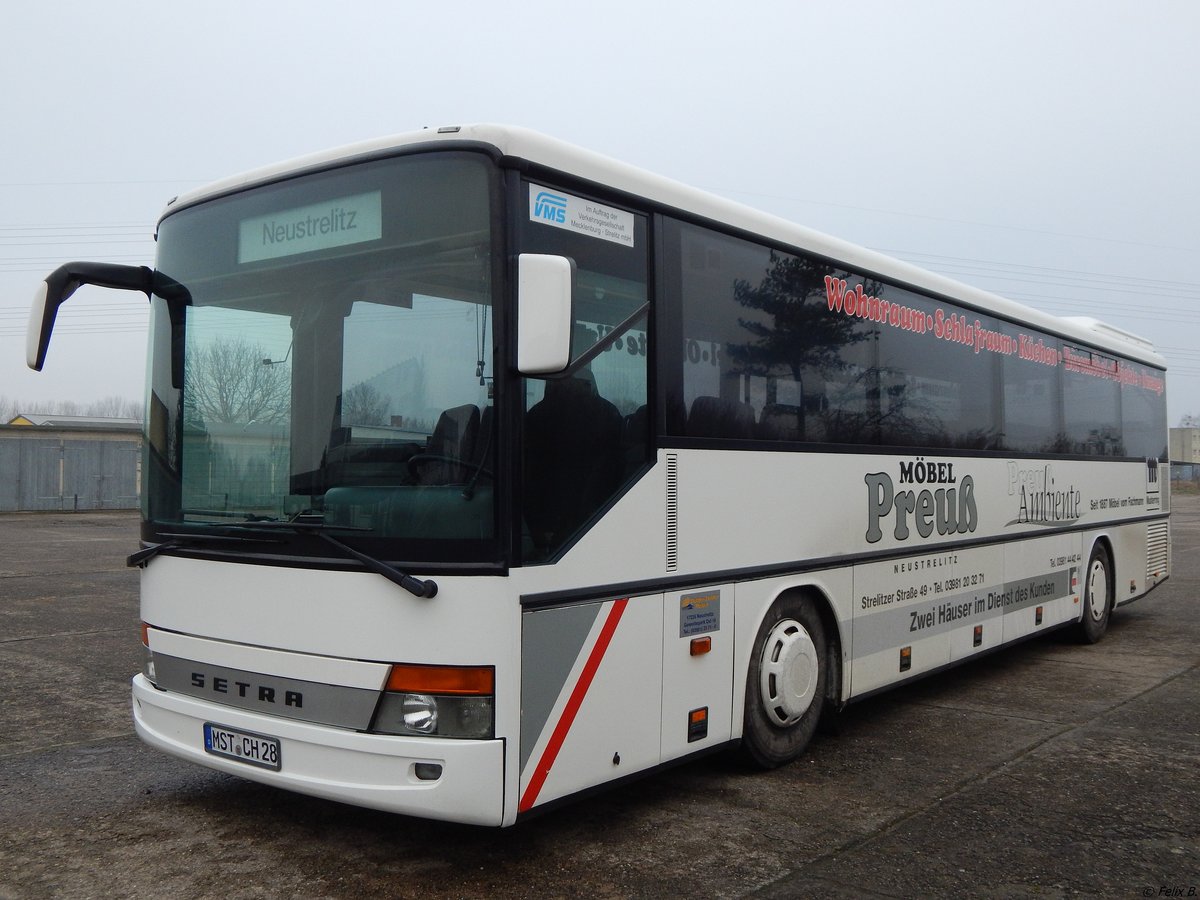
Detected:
[{"left": 406, "top": 454, "right": 494, "bottom": 482}]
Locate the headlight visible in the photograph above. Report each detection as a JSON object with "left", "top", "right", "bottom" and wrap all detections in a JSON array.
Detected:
[
  {"left": 372, "top": 691, "right": 494, "bottom": 739},
  {"left": 370, "top": 663, "right": 495, "bottom": 739},
  {"left": 402, "top": 693, "right": 437, "bottom": 733}
]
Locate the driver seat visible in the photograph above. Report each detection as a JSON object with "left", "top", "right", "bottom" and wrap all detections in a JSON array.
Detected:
[{"left": 418, "top": 404, "right": 479, "bottom": 484}]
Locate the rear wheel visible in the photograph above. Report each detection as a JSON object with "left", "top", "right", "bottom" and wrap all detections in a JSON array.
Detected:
[
  {"left": 741, "top": 595, "right": 828, "bottom": 769},
  {"left": 1076, "top": 543, "right": 1112, "bottom": 644}
]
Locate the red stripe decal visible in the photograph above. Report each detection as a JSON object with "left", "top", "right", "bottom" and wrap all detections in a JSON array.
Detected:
[{"left": 519, "top": 598, "right": 628, "bottom": 813}]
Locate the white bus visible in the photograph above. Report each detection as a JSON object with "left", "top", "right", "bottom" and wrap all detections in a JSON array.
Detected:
[{"left": 28, "top": 125, "right": 1170, "bottom": 826}]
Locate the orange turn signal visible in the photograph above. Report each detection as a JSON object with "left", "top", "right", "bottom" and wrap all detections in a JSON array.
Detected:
[
  {"left": 140, "top": 622, "right": 151, "bottom": 647},
  {"left": 689, "top": 636, "right": 712, "bottom": 656},
  {"left": 386, "top": 664, "right": 494, "bottom": 696}
]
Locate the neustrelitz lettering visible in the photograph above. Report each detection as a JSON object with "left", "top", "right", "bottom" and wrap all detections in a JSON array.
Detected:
[{"left": 261, "top": 206, "right": 358, "bottom": 247}]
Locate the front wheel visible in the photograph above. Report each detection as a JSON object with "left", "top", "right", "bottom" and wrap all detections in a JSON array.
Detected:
[
  {"left": 1076, "top": 543, "right": 1112, "bottom": 644},
  {"left": 741, "top": 596, "right": 828, "bottom": 769}
]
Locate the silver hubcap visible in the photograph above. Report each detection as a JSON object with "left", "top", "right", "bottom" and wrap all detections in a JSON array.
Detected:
[
  {"left": 759, "top": 618, "right": 818, "bottom": 726},
  {"left": 1087, "top": 558, "right": 1108, "bottom": 623}
]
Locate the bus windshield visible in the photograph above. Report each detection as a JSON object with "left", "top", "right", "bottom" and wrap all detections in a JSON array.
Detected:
[{"left": 142, "top": 152, "right": 499, "bottom": 563}]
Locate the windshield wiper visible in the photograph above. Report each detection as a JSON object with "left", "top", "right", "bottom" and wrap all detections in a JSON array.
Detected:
[
  {"left": 314, "top": 531, "right": 439, "bottom": 599},
  {"left": 127, "top": 531, "right": 287, "bottom": 568},
  {"left": 132, "top": 520, "right": 438, "bottom": 598},
  {"left": 211, "top": 518, "right": 370, "bottom": 532},
  {"left": 209, "top": 520, "right": 439, "bottom": 599}
]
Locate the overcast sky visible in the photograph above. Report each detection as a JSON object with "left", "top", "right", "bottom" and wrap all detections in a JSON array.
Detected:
[{"left": 3, "top": 0, "right": 1198, "bottom": 424}]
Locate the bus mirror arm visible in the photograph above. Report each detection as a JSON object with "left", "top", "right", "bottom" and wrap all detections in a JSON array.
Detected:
[
  {"left": 27, "top": 262, "right": 155, "bottom": 371},
  {"left": 316, "top": 532, "right": 439, "bottom": 598}
]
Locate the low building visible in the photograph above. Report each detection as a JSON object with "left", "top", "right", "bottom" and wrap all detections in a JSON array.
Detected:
[
  {"left": 1170, "top": 427, "right": 1200, "bottom": 463},
  {"left": 1, "top": 414, "right": 143, "bottom": 511},
  {"left": 1169, "top": 427, "right": 1200, "bottom": 483}
]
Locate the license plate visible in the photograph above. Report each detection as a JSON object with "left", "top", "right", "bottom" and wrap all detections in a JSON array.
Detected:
[{"left": 203, "top": 722, "right": 281, "bottom": 771}]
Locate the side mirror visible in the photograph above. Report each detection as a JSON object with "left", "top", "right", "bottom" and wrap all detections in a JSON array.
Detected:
[
  {"left": 516, "top": 254, "right": 574, "bottom": 376},
  {"left": 27, "top": 262, "right": 154, "bottom": 371}
]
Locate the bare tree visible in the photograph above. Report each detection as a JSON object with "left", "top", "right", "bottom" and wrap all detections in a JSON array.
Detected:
[
  {"left": 341, "top": 382, "right": 388, "bottom": 426},
  {"left": 1, "top": 395, "right": 144, "bottom": 422},
  {"left": 84, "top": 395, "right": 144, "bottom": 420},
  {"left": 121, "top": 398, "right": 146, "bottom": 421},
  {"left": 184, "top": 336, "right": 290, "bottom": 425}
]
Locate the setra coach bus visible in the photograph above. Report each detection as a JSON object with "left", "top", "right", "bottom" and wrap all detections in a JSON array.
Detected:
[{"left": 27, "top": 125, "right": 1170, "bottom": 825}]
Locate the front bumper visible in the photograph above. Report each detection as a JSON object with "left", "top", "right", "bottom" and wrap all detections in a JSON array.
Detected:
[{"left": 132, "top": 674, "right": 505, "bottom": 825}]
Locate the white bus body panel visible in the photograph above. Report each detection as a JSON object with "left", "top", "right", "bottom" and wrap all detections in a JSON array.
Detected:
[
  {"left": 132, "top": 676, "right": 505, "bottom": 825},
  {"left": 140, "top": 559, "right": 519, "bottom": 665},
  {"left": 140, "top": 560, "right": 522, "bottom": 823},
  {"left": 514, "top": 585, "right": 738, "bottom": 813},
  {"left": 135, "top": 446, "right": 1167, "bottom": 822},
  {"left": 517, "top": 596, "right": 663, "bottom": 810},
  {"left": 660, "top": 584, "right": 736, "bottom": 759},
  {"left": 628, "top": 448, "right": 1163, "bottom": 703}
]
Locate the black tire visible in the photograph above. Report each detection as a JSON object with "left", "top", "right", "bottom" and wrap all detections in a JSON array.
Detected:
[
  {"left": 741, "top": 595, "right": 828, "bottom": 769},
  {"left": 1076, "top": 543, "right": 1112, "bottom": 644}
]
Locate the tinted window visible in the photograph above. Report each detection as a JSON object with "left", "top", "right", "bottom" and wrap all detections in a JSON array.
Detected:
[
  {"left": 663, "top": 221, "right": 874, "bottom": 442},
  {"left": 661, "top": 217, "right": 1166, "bottom": 460},
  {"left": 1121, "top": 362, "right": 1168, "bottom": 459},
  {"left": 875, "top": 291, "right": 1001, "bottom": 449},
  {"left": 1000, "top": 326, "right": 1063, "bottom": 453},
  {"left": 1062, "top": 346, "right": 1122, "bottom": 455}
]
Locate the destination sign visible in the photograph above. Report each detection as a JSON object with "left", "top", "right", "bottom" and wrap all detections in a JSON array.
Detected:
[{"left": 238, "top": 190, "right": 382, "bottom": 263}]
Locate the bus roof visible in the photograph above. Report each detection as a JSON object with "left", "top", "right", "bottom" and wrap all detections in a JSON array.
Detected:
[{"left": 165, "top": 124, "right": 1165, "bottom": 369}]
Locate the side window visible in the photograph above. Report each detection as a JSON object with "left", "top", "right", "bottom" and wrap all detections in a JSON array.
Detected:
[
  {"left": 875, "top": 292, "right": 1001, "bottom": 450},
  {"left": 1000, "top": 328, "right": 1064, "bottom": 453},
  {"left": 520, "top": 183, "right": 650, "bottom": 561},
  {"left": 1121, "top": 362, "right": 1167, "bottom": 459},
  {"left": 660, "top": 216, "right": 1165, "bottom": 460},
  {"left": 663, "top": 220, "right": 876, "bottom": 443},
  {"left": 1062, "top": 346, "right": 1122, "bottom": 455}
]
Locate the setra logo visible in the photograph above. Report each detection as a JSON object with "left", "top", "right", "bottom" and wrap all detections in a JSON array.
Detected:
[
  {"left": 190, "top": 670, "right": 303, "bottom": 708},
  {"left": 534, "top": 191, "right": 568, "bottom": 224}
]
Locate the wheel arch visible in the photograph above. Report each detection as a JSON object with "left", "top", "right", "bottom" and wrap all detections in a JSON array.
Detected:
[
  {"left": 756, "top": 581, "right": 846, "bottom": 712},
  {"left": 734, "top": 579, "right": 845, "bottom": 767},
  {"left": 1087, "top": 532, "right": 1116, "bottom": 609},
  {"left": 1075, "top": 532, "right": 1117, "bottom": 643}
]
